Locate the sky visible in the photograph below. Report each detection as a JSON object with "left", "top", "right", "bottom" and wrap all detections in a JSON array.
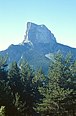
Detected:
[{"left": 0, "top": 0, "right": 76, "bottom": 50}]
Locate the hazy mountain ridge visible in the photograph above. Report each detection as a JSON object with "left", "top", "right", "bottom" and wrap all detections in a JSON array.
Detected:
[{"left": 0, "top": 22, "right": 76, "bottom": 72}]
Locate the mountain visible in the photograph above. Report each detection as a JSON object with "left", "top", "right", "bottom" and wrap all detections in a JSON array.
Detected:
[{"left": 0, "top": 22, "right": 76, "bottom": 73}]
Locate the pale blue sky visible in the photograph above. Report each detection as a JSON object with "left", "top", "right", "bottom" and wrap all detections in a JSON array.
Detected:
[{"left": 0, "top": 0, "right": 76, "bottom": 50}]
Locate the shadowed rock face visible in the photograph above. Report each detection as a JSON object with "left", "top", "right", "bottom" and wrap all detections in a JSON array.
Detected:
[{"left": 0, "top": 22, "right": 76, "bottom": 73}]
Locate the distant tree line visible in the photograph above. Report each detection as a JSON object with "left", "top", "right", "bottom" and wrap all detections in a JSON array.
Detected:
[{"left": 0, "top": 52, "right": 76, "bottom": 116}]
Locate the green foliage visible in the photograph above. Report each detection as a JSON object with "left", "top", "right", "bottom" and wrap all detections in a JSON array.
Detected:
[
  {"left": 37, "top": 52, "right": 76, "bottom": 116},
  {"left": 0, "top": 54, "right": 76, "bottom": 116},
  {"left": 0, "top": 55, "right": 8, "bottom": 80},
  {"left": 19, "top": 60, "right": 43, "bottom": 116},
  {"left": 8, "top": 61, "right": 24, "bottom": 99},
  {"left": 0, "top": 106, "right": 5, "bottom": 116}
]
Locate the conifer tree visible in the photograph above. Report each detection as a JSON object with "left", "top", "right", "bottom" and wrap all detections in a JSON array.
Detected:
[
  {"left": 57, "top": 53, "right": 76, "bottom": 115},
  {"left": 8, "top": 61, "right": 21, "bottom": 94},
  {"left": 8, "top": 61, "right": 22, "bottom": 116},
  {"left": 0, "top": 55, "right": 8, "bottom": 81},
  {"left": 0, "top": 56, "right": 14, "bottom": 116},
  {"left": 37, "top": 53, "right": 73, "bottom": 116},
  {"left": 19, "top": 60, "right": 36, "bottom": 116}
]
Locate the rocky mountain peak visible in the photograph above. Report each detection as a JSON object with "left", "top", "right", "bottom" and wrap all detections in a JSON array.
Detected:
[
  {"left": 22, "top": 22, "right": 56, "bottom": 46},
  {"left": 0, "top": 22, "right": 76, "bottom": 74}
]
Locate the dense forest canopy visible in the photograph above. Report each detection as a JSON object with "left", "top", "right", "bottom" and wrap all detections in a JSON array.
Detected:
[{"left": 0, "top": 53, "right": 76, "bottom": 116}]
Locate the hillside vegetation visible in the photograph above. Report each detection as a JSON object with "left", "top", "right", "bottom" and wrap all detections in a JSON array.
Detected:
[{"left": 0, "top": 52, "right": 76, "bottom": 116}]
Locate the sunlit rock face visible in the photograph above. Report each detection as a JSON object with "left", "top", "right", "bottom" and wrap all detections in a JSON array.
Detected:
[
  {"left": 0, "top": 22, "right": 76, "bottom": 73},
  {"left": 23, "top": 22, "right": 56, "bottom": 47}
]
